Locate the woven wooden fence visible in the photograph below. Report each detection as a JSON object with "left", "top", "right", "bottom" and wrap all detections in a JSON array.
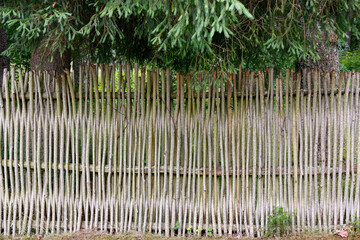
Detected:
[{"left": 0, "top": 64, "right": 359, "bottom": 237}]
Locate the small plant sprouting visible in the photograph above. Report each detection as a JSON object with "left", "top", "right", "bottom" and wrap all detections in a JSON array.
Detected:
[
  {"left": 266, "top": 206, "right": 293, "bottom": 237},
  {"left": 187, "top": 225, "right": 193, "bottom": 234},
  {"left": 206, "top": 227, "right": 213, "bottom": 236},
  {"left": 182, "top": 225, "right": 211, "bottom": 236},
  {"left": 348, "top": 217, "right": 360, "bottom": 233},
  {"left": 171, "top": 221, "right": 181, "bottom": 230}
]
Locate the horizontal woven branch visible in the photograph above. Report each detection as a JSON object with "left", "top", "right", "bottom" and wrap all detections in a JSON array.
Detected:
[
  {"left": 3, "top": 160, "right": 357, "bottom": 176},
  {"left": 1, "top": 88, "right": 358, "bottom": 100}
]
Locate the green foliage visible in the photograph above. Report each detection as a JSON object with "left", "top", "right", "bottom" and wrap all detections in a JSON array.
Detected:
[
  {"left": 266, "top": 206, "right": 293, "bottom": 237},
  {"left": 171, "top": 221, "right": 209, "bottom": 236},
  {"left": 339, "top": 39, "right": 360, "bottom": 72},
  {"left": 171, "top": 221, "right": 181, "bottom": 231},
  {"left": 1, "top": 1, "right": 82, "bottom": 60},
  {"left": 349, "top": 218, "right": 360, "bottom": 233},
  {"left": 1, "top": 0, "right": 360, "bottom": 72},
  {"left": 206, "top": 227, "right": 213, "bottom": 237},
  {"left": 184, "top": 225, "right": 206, "bottom": 236},
  {"left": 340, "top": 48, "right": 360, "bottom": 72},
  {"left": 0, "top": 0, "right": 253, "bottom": 71},
  {"left": 99, "top": 0, "right": 252, "bottom": 52},
  {"left": 186, "top": 225, "right": 193, "bottom": 234}
]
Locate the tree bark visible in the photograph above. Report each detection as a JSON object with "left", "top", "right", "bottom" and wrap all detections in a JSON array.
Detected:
[
  {"left": 296, "top": 23, "right": 339, "bottom": 89},
  {"left": 346, "top": 10, "right": 353, "bottom": 48},
  {"left": 30, "top": 46, "right": 71, "bottom": 76},
  {"left": 0, "top": 28, "right": 9, "bottom": 87},
  {"left": 73, "top": 50, "right": 81, "bottom": 90}
]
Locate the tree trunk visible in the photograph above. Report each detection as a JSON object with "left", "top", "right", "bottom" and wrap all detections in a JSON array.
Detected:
[
  {"left": 346, "top": 10, "right": 353, "bottom": 48},
  {"left": 0, "top": 28, "right": 9, "bottom": 88},
  {"left": 30, "top": 46, "right": 71, "bottom": 76},
  {"left": 73, "top": 51, "right": 81, "bottom": 90},
  {"left": 296, "top": 23, "right": 339, "bottom": 89}
]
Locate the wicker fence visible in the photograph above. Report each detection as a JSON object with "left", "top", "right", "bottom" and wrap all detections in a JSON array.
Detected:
[{"left": 0, "top": 64, "right": 359, "bottom": 237}]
